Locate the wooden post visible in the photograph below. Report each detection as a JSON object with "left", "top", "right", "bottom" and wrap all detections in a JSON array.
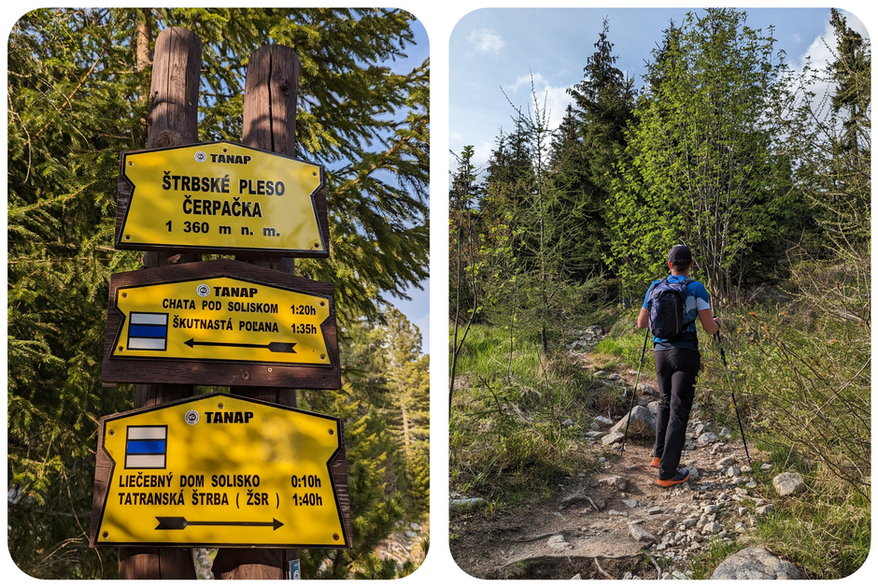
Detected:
[
  {"left": 117, "top": 26, "right": 201, "bottom": 580},
  {"left": 211, "top": 44, "right": 301, "bottom": 581}
]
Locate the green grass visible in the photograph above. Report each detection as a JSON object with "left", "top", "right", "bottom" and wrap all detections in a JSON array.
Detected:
[
  {"left": 754, "top": 490, "right": 870, "bottom": 579},
  {"left": 450, "top": 323, "right": 602, "bottom": 506},
  {"left": 688, "top": 540, "right": 741, "bottom": 579}
]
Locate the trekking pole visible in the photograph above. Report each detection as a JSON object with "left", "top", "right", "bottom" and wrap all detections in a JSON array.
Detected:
[
  {"left": 714, "top": 331, "right": 752, "bottom": 465},
  {"left": 620, "top": 328, "right": 650, "bottom": 455}
]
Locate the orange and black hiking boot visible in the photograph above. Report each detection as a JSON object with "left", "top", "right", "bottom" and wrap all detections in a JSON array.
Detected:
[
  {"left": 650, "top": 456, "right": 661, "bottom": 468},
  {"left": 655, "top": 469, "right": 690, "bottom": 488}
]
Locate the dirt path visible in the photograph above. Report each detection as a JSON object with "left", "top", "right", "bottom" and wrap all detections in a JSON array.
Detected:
[{"left": 450, "top": 338, "right": 769, "bottom": 580}]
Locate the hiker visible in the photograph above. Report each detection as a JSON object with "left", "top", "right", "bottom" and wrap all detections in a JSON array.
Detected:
[{"left": 637, "top": 245, "right": 721, "bottom": 488}]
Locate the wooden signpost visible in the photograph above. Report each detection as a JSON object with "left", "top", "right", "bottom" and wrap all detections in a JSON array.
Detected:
[{"left": 91, "top": 27, "right": 349, "bottom": 580}]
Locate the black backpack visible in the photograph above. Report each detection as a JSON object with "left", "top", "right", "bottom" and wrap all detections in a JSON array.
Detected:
[{"left": 647, "top": 278, "right": 693, "bottom": 339}]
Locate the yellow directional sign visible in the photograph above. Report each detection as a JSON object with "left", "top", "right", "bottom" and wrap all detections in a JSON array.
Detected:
[
  {"left": 101, "top": 260, "right": 340, "bottom": 389},
  {"left": 110, "top": 276, "right": 330, "bottom": 366},
  {"left": 90, "top": 394, "right": 351, "bottom": 548},
  {"left": 116, "top": 141, "right": 327, "bottom": 255}
]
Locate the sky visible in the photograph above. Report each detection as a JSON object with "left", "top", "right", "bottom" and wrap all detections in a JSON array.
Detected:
[
  {"left": 449, "top": 7, "right": 869, "bottom": 174},
  {"left": 385, "top": 15, "right": 431, "bottom": 355}
]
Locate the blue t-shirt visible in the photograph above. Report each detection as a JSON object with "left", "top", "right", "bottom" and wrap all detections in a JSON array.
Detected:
[{"left": 642, "top": 275, "right": 711, "bottom": 351}]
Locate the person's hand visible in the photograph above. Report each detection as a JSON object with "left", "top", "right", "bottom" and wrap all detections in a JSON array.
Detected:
[{"left": 713, "top": 316, "right": 723, "bottom": 329}]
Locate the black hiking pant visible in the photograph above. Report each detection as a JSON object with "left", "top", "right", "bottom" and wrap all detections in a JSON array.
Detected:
[{"left": 654, "top": 348, "right": 700, "bottom": 480}]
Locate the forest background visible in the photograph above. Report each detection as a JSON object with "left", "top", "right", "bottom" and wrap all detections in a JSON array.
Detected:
[
  {"left": 6, "top": 8, "right": 429, "bottom": 579},
  {"left": 449, "top": 7, "right": 870, "bottom": 578}
]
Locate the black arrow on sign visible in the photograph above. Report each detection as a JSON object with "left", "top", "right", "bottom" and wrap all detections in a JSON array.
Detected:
[
  {"left": 155, "top": 516, "right": 284, "bottom": 531},
  {"left": 184, "top": 339, "right": 296, "bottom": 353}
]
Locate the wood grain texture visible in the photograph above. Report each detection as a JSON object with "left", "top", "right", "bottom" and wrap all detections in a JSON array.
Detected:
[
  {"left": 115, "top": 26, "right": 201, "bottom": 579},
  {"left": 147, "top": 27, "right": 201, "bottom": 148},
  {"left": 243, "top": 45, "right": 299, "bottom": 156},
  {"left": 222, "top": 44, "right": 301, "bottom": 580}
]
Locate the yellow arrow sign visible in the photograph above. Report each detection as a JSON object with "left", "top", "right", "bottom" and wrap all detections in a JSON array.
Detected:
[
  {"left": 117, "top": 141, "right": 327, "bottom": 255},
  {"left": 111, "top": 276, "right": 331, "bottom": 365},
  {"left": 91, "top": 394, "right": 350, "bottom": 548}
]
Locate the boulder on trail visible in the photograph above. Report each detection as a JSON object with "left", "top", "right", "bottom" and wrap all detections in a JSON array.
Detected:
[
  {"left": 772, "top": 472, "right": 806, "bottom": 496},
  {"left": 696, "top": 431, "right": 718, "bottom": 446},
  {"left": 710, "top": 546, "right": 805, "bottom": 579},
  {"left": 608, "top": 405, "right": 656, "bottom": 439},
  {"left": 601, "top": 431, "right": 625, "bottom": 446},
  {"left": 627, "top": 522, "right": 657, "bottom": 544}
]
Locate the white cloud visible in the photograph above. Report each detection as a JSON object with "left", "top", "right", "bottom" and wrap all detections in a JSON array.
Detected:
[
  {"left": 509, "top": 72, "right": 547, "bottom": 92},
  {"left": 468, "top": 28, "right": 505, "bottom": 55},
  {"left": 789, "top": 9, "right": 869, "bottom": 115},
  {"left": 505, "top": 73, "right": 574, "bottom": 131}
]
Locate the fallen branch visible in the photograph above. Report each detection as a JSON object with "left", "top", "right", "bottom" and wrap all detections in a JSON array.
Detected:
[
  {"left": 649, "top": 555, "right": 662, "bottom": 578},
  {"left": 593, "top": 557, "right": 614, "bottom": 580}
]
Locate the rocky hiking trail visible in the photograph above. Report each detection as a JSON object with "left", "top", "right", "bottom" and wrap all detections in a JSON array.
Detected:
[{"left": 450, "top": 326, "right": 806, "bottom": 580}]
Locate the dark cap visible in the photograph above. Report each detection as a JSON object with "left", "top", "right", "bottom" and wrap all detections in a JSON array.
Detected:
[{"left": 669, "top": 245, "right": 692, "bottom": 264}]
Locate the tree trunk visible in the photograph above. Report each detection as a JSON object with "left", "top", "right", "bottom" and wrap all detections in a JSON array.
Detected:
[{"left": 118, "top": 25, "right": 202, "bottom": 581}]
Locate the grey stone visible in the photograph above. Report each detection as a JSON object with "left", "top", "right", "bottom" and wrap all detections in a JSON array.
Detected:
[
  {"left": 755, "top": 504, "right": 776, "bottom": 516},
  {"left": 647, "top": 506, "right": 663, "bottom": 515},
  {"left": 703, "top": 521, "right": 722, "bottom": 534},
  {"left": 718, "top": 427, "right": 732, "bottom": 438},
  {"left": 593, "top": 415, "right": 614, "bottom": 427},
  {"left": 561, "top": 491, "right": 592, "bottom": 508},
  {"left": 697, "top": 431, "right": 718, "bottom": 446},
  {"left": 760, "top": 463, "right": 773, "bottom": 472},
  {"left": 601, "top": 475, "right": 628, "bottom": 491},
  {"left": 622, "top": 498, "right": 639, "bottom": 508},
  {"left": 601, "top": 431, "right": 625, "bottom": 445},
  {"left": 710, "top": 546, "right": 806, "bottom": 579},
  {"left": 773, "top": 472, "right": 806, "bottom": 496},
  {"left": 608, "top": 405, "right": 656, "bottom": 439},
  {"left": 607, "top": 509, "right": 628, "bottom": 516},
  {"left": 585, "top": 430, "right": 605, "bottom": 438},
  {"left": 646, "top": 400, "right": 659, "bottom": 415},
  {"left": 547, "top": 534, "right": 571, "bottom": 551},
  {"left": 716, "top": 457, "right": 738, "bottom": 469},
  {"left": 726, "top": 465, "right": 741, "bottom": 477},
  {"left": 450, "top": 497, "right": 486, "bottom": 510},
  {"left": 628, "top": 522, "right": 657, "bottom": 543}
]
